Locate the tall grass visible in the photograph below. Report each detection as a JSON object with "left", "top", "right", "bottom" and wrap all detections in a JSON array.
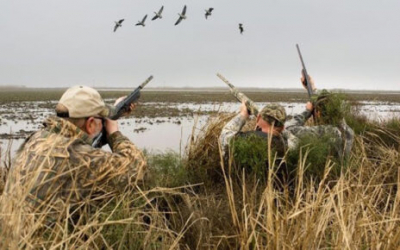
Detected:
[
  {"left": 214, "top": 138, "right": 400, "bottom": 249},
  {"left": 1, "top": 113, "right": 400, "bottom": 249},
  {"left": 0, "top": 140, "right": 12, "bottom": 195}
]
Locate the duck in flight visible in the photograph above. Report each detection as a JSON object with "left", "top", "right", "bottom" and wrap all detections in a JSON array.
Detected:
[
  {"left": 152, "top": 6, "right": 164, "bottom": 21},
  {"left": 175, "top": 5, "right": 187, "bottom": 26},
  {"left": 239, "top": 23, "right": 244, "bottom": 34},
  {"left": 136, "top": 15, "right": 148, "bottom": 27},
  {"left": 113, "top": 19, "right": 124, "bottom": 32},
  {"left": 205, "top": 8, "right": 214, "bottom": 19}
]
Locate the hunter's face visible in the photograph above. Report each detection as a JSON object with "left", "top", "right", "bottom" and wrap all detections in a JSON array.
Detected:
[
  {"left": 85, "top": 117, "right": 103, "bottom": 139},
  {"left": 93, "top": 118, "right": 103, "bottom": 138}
]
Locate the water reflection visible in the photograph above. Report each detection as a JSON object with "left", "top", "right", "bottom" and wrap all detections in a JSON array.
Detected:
[{"left": 1, "top": 101, "right": 400, "bottom": 158}]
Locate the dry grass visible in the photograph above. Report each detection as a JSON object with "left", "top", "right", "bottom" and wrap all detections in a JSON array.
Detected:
[
  {"left": 179, "top": 113, "right": 400, "bottom": 248},
  {"left": 212, "top": 136, "right": 400, "bottom": 249},
  {"left": 0, "top": 140, "right": 12, "bottom": 195},
  {"left": 1, "top": 113, "right": 400, "bottom": 249},
  {"left": 185, "top": 113, "right": 257, "bottom": 187}
]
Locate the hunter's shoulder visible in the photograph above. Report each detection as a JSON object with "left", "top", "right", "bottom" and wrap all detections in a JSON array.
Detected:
[{"left": 72, "top": 132, "right": 143, "bottom": 159}]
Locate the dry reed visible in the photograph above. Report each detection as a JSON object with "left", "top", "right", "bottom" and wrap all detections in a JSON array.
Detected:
[{"left": 0, "top": 113, "right": 400, "bottom": 249}]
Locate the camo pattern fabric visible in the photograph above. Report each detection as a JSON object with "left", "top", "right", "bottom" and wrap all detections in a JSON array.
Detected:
[
  {"left": 219, "top": 114, "right": 248, "bottom": 158},
  {"left": 220, "top": 109, "right": 354, "bottom": 159},
  {"left": 259, "top": 104, "right": 287, "bottom": 125},
  {"left": 0, "top": 116, "right": 146, "bottom": 234},
  {"left": 285, "top": 109, "right": 354, "bottom": 158},
  {"left": 230, "top": 88, "right": 260, "bottom": 116},
  {"left": 219, "top": 114, "right": 296, "bottom": 158}
]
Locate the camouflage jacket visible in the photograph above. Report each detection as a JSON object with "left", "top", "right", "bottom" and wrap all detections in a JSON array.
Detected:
[
  {"left": 1, "top": 116, "right": 146, "bottom": 227},
  {"left": 219, "top": 114, "right": 294, "bottom": 159},
  {"left": 219, "top": 109, "right": 354, "bottom": 159},
  {"left": 284, "top": 109, "right": 354, "bottom": 158}
]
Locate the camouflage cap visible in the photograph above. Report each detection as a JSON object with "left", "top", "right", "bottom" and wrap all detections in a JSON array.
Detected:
[
  {"left": 57, "top": 85, "right": 115, "bottom": 118},
  {"left": 259, "top": 104, "right": 287, "bottom": 126}
]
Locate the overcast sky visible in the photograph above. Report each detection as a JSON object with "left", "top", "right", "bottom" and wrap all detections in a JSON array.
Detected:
[{"left": 1, "top": 0, "right": 399, "bottom": 90}]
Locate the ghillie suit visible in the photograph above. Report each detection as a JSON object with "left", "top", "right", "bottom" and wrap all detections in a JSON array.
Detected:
[
  {"left": 0, "top": 117, "right": 146, "bottom": 248},
  {"left": 283, "top": 90, "right": 355, "bottom": 181},
  {"left": 312, "top": 89, "right": 350, "bottom": 126},
  {"left": 286, "top": 90, "right": 354, "bottom": 159}
]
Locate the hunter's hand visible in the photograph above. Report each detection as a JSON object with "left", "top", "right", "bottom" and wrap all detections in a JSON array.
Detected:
[
  {"left": 114, "top": 96, "right": 137, "bottom": 116},
  {"left": 306, "top": 101, "right": 314, "bottom": 112},
  {"left": 104, "top": 118, "right": 118, "bottom": 135},
  {"left": 240, "top": 100, "right": 250, "bottom": 119},
  {"left": 300, "top": 72, "right": 317, "bottom": 92}
]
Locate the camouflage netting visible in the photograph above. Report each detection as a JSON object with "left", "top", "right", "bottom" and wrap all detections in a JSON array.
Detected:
[{"left": 312, "top": 90, "right": 351, "bottom": 126}]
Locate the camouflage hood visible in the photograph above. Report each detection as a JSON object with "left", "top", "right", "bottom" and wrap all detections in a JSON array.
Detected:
[
  {"left": 42, "top": 116, "right": 92, "bottom": 145},
  {"left": 311, "top": 89, "right": 350, "bottom": 126}
]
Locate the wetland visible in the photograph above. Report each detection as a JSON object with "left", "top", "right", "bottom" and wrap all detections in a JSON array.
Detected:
[{"left": 1, "top": 88, "right": 400, "bottom": 155}]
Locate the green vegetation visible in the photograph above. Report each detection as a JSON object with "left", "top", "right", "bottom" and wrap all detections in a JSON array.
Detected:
[
  {"left": 314, "top": 90, "right": 351, "bottom": 126},
  {"left": 286, "top": 132, "right": 341, "bottom": 181},
  {"left": 145, "top": 150, "right": 189, "bottom": 188},
  {"left": 231, "top": 135, "right": 270, "bottom": 181},
  {"left": 230, "top": 134, "right": 287, "bottom": 184}
]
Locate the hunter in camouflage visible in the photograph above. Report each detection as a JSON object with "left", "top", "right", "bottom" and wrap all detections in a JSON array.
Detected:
[
  {"left": 284, "top": 100, "right": 354, "bottom": 158},
  {"left": 0, "top": 86, "right": 146, "bottom": 244},
  {"left": 220, "top": 75, "right": 354, "bottom": 160},
  {"left": 219, "top": 101, "right": 291, "bottom": 159},
  {"left": 285, "top": 75, "right": 354, "bottom": 158}
]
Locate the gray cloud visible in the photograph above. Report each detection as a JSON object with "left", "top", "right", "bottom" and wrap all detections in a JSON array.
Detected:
[{"left": 0, "top": 0, "right": 399, "bottom": 90}]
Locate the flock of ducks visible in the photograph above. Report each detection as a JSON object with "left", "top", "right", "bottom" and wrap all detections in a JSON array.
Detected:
[{"left": 113, "top": 5, "right": 244, "bottom": 34}]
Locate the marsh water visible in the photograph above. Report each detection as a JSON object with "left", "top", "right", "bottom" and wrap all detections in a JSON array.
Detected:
[{"left": 1, "top": 100, "right": 400, "bottom": 158}]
